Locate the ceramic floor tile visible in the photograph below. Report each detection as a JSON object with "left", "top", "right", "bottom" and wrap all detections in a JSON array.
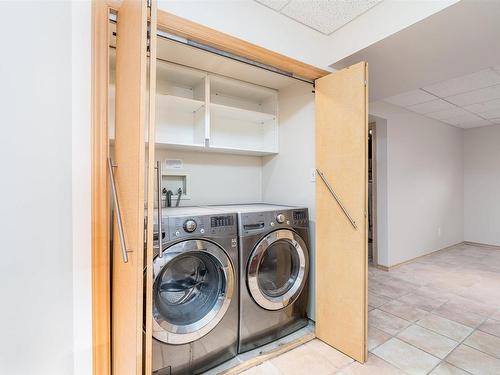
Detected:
[
  {"left": 372, "top": 338, "right": 440, "bottom": 375},
  {"left": 398, "top": 293, "right": 445, "bottom": 312},
  {"left": 429, "top": 362, "right": 471, "bottom": 375},
  {"left": 492, "top": 310, "right": 500, "bottom": 321},
  {"left": 446, "top": 296, "right": 497, "bottom": 317},
  {"left": 464, "top": 330, "right": 500, "bottom": 359},
  {"left": 340, "top": 354, "right": 405, "bottom": 375},
  {"left": 372, "top": 283, "right": 410, "bottom": 299},
  {"left": 368, "top": 292, "right": 392, "bottom": 308},
  {"left": 397, "top": 324, "right": 459, "bottom": 359},
  {"left": 303, "top": 339, "right": 354, "bottom": 369},
  {"left": 379, "top": 299, "right": 429, "bottom": 322},
  {"left": 269, "top": 343, "right": 337, "bottom": 375},
  {"left": 240, "top": 361, "right": 282, "bottom": 375},
  {"left": 368, "top": 326, "right": 392, "bottom": 351},
  {"left": 446, "top": 344, "right": 500, "bottom": 375},
  {"left": 432, "top": 303, "right": 485, "bottom": 328},
  {"left": 417, "top": 314, "right": 473, "bottom": 342},
  {"left": 368, "top": 309, "right": 411, "bottom": 336},
  {"left": 478, "top": 318, "right": 500, "bottom": 338}
]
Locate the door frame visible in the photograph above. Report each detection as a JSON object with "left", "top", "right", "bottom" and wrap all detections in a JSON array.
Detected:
[{"left": 91, "top": 4, "right": 330, "bottom": 374}]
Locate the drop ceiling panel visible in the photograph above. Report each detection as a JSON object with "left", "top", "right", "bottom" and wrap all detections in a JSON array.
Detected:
[
  {"left": 426, "top": 107, "right": 470, "bottom": 121},
  {"left": 464, "top": 98, "right": 500, "bottom": 115},
  {"left": 446, "top": 84, "right": 500, "bottom": 106},
  {"left": 255, "top": 0, "right": 288, "bottom": 11},
  {"left": 257, "top": 0, "right": 381, "bottom": 35},
  {"left": 460, "top": 118, "right": 492, "bottom": 128},
  {"left": 422, "top": 69, "right": 500, "bottom": 97},
  {"left": 384, "top": 89, "right": 436, "bottom": 107},
  {"left": 406, "top": 99, "right": 455, "bottom": 114}
]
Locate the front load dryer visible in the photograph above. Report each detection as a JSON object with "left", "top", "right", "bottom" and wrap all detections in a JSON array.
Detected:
[
  {"left": 209, "top": 204, "right": 310, "bottom": 353},
  {"left": 148, "top": 207, "right": 239, "bottom": 374}
]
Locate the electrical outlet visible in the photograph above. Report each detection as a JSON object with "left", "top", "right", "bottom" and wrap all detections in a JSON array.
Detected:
[{"left": 310, "top": 168, "right": 316, "bottom": 182}]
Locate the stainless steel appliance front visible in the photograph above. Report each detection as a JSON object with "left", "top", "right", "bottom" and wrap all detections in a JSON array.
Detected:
[
  {"left": 209, "top": 204, "right": 310, "bottom": 354},
  {"left": 147, "top": 207, "right": 238, "bottom": 375}
]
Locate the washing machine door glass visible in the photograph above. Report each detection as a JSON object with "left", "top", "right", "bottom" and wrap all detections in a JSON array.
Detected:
[
  {"left": 151, "top": 239, "right": 234, "bottom": 345},
  {"left": 247, "top": 229, "right": 309, "bottom": 310}
]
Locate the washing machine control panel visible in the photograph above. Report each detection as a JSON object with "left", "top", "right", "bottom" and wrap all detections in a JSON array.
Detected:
[{"left": 167, "top": 214, "right": 237, "bottom": 239}]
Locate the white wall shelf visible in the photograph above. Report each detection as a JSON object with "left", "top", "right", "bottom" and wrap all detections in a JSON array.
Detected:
[
  {"left": 211, "top": 103, "right": 276, "bottom": 123},
  {"left": 110, "top": 60, "right": 279, "bottom": 156}
]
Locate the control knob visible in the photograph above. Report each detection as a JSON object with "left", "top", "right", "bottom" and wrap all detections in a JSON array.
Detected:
[
  {"left": 276, "top": 213, "right": 286, "bottom": 224},
  {"left": 183, "top": 219, "right": 197, "bottom": 233}
]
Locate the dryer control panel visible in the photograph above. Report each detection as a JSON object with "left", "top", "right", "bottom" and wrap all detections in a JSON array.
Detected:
[{"left": 239, "top": 208, "right": 309, "bottom": 236}]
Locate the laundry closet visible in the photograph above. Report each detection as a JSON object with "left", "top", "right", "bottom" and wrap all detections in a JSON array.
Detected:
[{"left": 93, "top": 3, "right": 368, "bottom": 375}]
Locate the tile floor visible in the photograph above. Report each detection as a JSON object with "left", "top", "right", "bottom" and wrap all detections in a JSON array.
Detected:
[{"left": 239, "top": 244, "right": 500, "bottom": 375}]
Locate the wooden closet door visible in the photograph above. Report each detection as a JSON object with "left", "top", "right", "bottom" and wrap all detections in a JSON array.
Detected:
[
  {"left": 315, "top": 62, "right": 368, "bottom": 362},
  {"left": 111, "top": 1, "right": 151, "bottom": 374}
]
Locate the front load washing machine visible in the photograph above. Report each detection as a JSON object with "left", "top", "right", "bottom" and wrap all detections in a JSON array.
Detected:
[
  {"left": 148, "top": 207, "right": 239, "bottom": 374},
  {"left": 209, "top": 204, "right": 310, "bottom": 353}
]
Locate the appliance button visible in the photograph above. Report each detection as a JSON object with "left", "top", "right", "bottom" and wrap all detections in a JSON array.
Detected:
[
  {"left": 200, "top": 228, "right": 205, "bottom": 234},
  {"left": 183, "top": 219, "right": 197, "bottom": 233},
  {"left": 286, "top": 220, "right": 290, "bottom": 225},
  {"left": 270, "top": 222, "right": 275, "bottom": 226},
  {"left": 175, "top": 230, "right": 180, "bottom": 237},
  {"left": 276, "top": 213, "right": 286, "bottom": 224}
]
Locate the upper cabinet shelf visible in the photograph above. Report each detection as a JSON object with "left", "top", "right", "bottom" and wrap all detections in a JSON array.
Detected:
[
  {"left": 110, "top": 60, "right": 279, "bottom": 156},
  {"left": 211, "top": 103, "right": 276, "bottom": 124}
]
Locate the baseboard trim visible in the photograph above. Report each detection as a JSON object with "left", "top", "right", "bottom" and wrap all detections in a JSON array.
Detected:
[
  {"left": 375, "top": 242, "right": 466, "bottom": 272},
  {"left": 464, "top": 241, "right": 500, "bottom": 250}
]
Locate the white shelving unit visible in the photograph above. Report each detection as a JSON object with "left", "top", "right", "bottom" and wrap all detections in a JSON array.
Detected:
[
  {"left": 109, "top": 60, "right": 279, "bottom": 156},
  {"left": 209, "top": 75, "right": 278, "bottom": 155}
]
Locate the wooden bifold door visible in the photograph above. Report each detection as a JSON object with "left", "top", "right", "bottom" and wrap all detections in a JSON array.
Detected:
[
  {"left": 315, "top": 62, "right": 368, "bottom": 363},
  {"left": 109, "top": 0, "right": 157, "bottom": 374}
]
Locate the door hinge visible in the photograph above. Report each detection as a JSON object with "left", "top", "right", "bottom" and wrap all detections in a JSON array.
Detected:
[
  {"left": 147, "top": 0, "right": 152, "bottom": 8},
  {"left": 364, "top": 80, "right": 367, "bottom": 86}
]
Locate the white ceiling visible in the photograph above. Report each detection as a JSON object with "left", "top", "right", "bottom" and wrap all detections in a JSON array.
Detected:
[
  {"left": 384, "top": 66, "right": 500, "bottom": 128},
  {"left": 254, "top": 0, "right": 381, "bottom": 35},
  {"left": 332, "top": 1, "right": 500, "bottom": 101}
]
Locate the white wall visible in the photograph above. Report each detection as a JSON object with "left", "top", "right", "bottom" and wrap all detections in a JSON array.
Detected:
[
  {"left": 72, "top": 1, "right": 92, "bottom": 375},
  {"left": 464, "top": 125, "right": 500, "bottom": 246},
  {"left": 261, "top": 81, "right": 316, "bottom": 318},
  {"left": 370, "top": 101, "right": 464, "bottom": 267},
  {"left": 0, "top": 2, "right": 75, "bottom": 374},
  {"left": 156, "top": 149, "right": 262, "bottom": 206}
]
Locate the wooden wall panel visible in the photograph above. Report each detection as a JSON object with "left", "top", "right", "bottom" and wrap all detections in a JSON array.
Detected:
[{"left": 315, "top": 62, "right": 368, "bottom": 362}]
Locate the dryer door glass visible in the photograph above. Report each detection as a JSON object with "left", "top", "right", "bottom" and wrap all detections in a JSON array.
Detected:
[
  {"left": 258, "top": 240, "right": 300, "bottom": 297},
  {"left": 151, "top": 239, "right": 234, "bottom": 345},
  {"left": 156, "top": 252, "right": 222, "bottom": 326},
  {"left": 247, "top": 229, "right": 309, "bottom": 311}
]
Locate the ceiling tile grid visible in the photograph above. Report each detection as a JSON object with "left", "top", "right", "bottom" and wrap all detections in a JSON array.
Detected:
[
  {"left": 383, "top": 66, "right": 500, "bottom": 128},
  {"left": 255, "top": 0, "right": 382, "bottom": 35}
]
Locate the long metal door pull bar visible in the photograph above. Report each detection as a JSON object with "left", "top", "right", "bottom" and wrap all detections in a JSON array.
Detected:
[
  {"left": 108, "top": 158, "right": 131, "bottom": 263},
  {"left": 316, "top": 168, "right": 358, "bottom": 230},
  {"left": 156, "top": 161, "right": 163, "bottom": 258}
]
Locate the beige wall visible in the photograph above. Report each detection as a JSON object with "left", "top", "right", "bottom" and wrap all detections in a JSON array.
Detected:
[{"left": 370, "top": 101, "right": 464, "bottom": 267}]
